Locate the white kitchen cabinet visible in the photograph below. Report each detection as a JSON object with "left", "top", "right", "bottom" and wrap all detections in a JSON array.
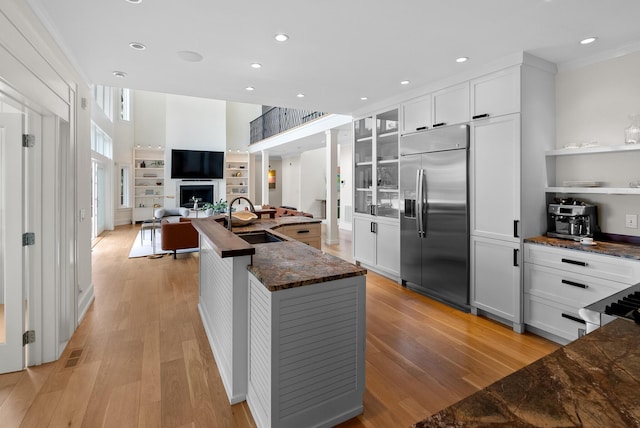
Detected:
[
  {"left": 523, "top": 243, "right": 640, "bottom": 344},
  {"left": 470, "top": 236, "right": 522, "bottom": 332},
  {"left": 470, "top": 66, "right": 521, "bottom": 120},
  {"left": 401, "top": 94, "right": 431, "bottom": 135},
  {"left": 470, "top": 114, "right": 521, "bottom": 242},
  {"left": 469, "top": 58, "right": 556, "bottom": 331},
  {"left": 354, "top": 108, "right": 399, "bottom": 218},
  {"left": 432, "top": 82, "right": 469, "bottom": 127},
  {"left": 353, "top": 215, "right": 400, "bottom": 279}
]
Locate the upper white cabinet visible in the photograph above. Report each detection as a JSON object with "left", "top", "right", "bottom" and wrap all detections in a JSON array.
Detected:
[
  {"left": 401, "top": 95, "right": 431, "bottom": 135},
  {"left": 470, "top": 114, "right": 521, "bottom": 242},
  {"left": 432, "top": 82, "right": 469, "bottom": 127},
  {"left": 354, "top": 108, "right": 399, "bottom": 218},
  {"left": 470, "top": 66, "right": 521, "bottom": 119}
]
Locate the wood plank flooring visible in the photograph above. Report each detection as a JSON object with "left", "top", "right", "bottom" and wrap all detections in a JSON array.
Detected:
[{"left": 0, "top": 224, "right": 559, "bottom": 427}]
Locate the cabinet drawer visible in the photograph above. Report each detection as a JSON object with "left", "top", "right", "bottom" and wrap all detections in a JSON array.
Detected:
[
  {"left": 524, "top": 263, "right": 628, "bottom": 308},
  {"left": 524, "top": 294, "right": 585, "bottom": 342},
  {"left": 296, "top": 237, "right": 321, "bottom": 250},
  {"left": 524, "top": 243, "right": 640, "bottom": 284},
  {"left": 280, "top": 223, "right": 321, "bottom": 238}
]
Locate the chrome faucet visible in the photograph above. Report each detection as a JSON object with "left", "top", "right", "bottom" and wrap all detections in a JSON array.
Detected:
[{"left": 227, "top": 197, "right": 256, "bottom": 231}]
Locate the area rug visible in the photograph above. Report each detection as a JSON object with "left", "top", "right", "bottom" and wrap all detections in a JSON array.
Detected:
[{"left": 128, "top": 229, "right": 198, "bottom": 259}]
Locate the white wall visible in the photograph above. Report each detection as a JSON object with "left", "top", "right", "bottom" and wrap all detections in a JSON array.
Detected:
[
  {"left": 300, "top": 147, "right": 327, "bottom": 218},
  {"left": 226, "top": 102, "right": 261, "bottom": 151},
  {"left": 338, "top": 143, "right": 352, "bottom": 230},
  {"left": 282, "top": 155, "right": 301, "bottom": 210},
  {"left": 556, "top": 51, "right": 640, "bottom": 236},
  {"left": 253, "top": 158, "right": 282, "bottom": 207}
]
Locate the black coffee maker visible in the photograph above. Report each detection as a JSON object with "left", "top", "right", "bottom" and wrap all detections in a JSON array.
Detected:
[{"left": 547, "top": 198, "right": 599, "bottom": 241}]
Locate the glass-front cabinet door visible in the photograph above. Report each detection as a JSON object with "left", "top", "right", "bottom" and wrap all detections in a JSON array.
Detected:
[
  {"left": 353, "top": 109, "right": 399, "bottom": 218},
  {"left": 354, "top": 116, "right": 373, "bottom": 214},
  {"left": 375, "top": 109, "right": 399, "bottom": 218}
]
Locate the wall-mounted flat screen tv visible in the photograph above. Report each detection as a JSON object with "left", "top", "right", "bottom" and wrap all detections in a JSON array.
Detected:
[{"left": 171, "top": 149, "right": 224, "bottom": 179}]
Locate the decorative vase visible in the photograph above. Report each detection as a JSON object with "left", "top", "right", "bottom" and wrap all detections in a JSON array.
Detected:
[{"left": 625, "top": 114, "right": 640, "bottom": 144}]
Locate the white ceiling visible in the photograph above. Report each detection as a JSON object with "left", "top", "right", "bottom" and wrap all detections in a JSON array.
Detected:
[{"left": 27, "top": 0, "right": 640, "bottom": 118}]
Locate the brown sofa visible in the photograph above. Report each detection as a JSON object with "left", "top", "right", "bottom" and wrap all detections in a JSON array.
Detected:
[
  {"left": 263, "top": 205, "right": 313, "bottom": 218},
  {"left": 161, "top": 217, "right": 199, "bottom": 259}
]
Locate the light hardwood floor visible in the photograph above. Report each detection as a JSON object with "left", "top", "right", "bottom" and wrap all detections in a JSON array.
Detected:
[{"left": 0, "top": 224, "right": 559, "bottom": 427}]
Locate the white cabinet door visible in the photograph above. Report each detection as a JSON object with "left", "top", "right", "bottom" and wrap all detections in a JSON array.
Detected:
[
  {"left": 375, "top": 220, "right": 400, "bottom": 275},
  {"left": 353, "top": 216, "right": 376, "bottom": 266},
  {"left": 471, "top": 236, "right": 522, "bottom": 330},
  {"left": 401, "top": 95, "right": 431, "bottom": 135},
  {"left": 470, "top": 114, "right": 521, "bottom": 242},
  {"left": 470, "top": 66, "right": 521, "bottom": 119},
  {"left": 432, "top": 82, "right": 469, "bottom": 127}
]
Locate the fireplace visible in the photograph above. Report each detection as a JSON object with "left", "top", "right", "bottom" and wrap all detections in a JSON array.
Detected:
[{"left": 179, "top": 184, "right": 214, "bottom": 207}]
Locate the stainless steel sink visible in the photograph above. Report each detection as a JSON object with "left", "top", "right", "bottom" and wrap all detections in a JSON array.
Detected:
[{"left": 236, "top": 231, "right": 285, "bottom": 244}]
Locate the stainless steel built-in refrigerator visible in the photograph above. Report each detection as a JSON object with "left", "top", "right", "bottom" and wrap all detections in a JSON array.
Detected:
[{"left": 400, "top": 124, "right": 469, "bottom": 311}]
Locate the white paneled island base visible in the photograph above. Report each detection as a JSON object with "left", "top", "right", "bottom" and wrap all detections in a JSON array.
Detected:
[
  {"left": 246, "top": 272, "right": 366, "bottom": 428},
  {"left": 198, "top": 236, "right": 251, "bottom": 404}
]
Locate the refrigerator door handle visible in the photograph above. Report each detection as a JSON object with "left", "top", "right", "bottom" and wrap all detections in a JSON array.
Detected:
[
  {"left": 416, "top": 169, "right": 424, "bottom": 237},
  {"left": 422, "top": 168, "right": 428, "bottom": 236}
]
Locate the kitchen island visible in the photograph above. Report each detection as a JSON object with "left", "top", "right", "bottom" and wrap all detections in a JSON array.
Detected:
[
  {"left": 191, "top": 217, "right": 367, "bottom": 428},
  {"left": 412, "top": 318, "right": 640, "bottom": 427}
]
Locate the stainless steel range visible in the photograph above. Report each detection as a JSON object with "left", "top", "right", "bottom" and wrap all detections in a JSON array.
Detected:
[{"left": 579, "top": 283, "right": 640, "bottom": 333}]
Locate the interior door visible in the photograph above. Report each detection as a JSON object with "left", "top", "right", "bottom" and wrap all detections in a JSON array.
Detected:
[{"left": 0, "top": 113, "right": 24, "bottom": 373}]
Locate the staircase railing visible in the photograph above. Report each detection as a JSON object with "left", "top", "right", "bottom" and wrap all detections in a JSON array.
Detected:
[{"left": 250, "top": 107, "right": 327, "bottom": 144}]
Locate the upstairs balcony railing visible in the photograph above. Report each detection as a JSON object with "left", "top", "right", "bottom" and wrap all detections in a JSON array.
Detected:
[{"left": 250, "top": 107, "right": 327, "bottom": 144}]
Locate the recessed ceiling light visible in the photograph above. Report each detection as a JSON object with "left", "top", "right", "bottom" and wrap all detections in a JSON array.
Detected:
[
  {"left": 246, "top": 86, "right": 255, "bottom": 91},
  {"left": 580, "top": 37, "right": 597, "bottom": 45},
  {"left": 360, "top": 97, "right": 368, "bottom": 101},
  {"left": 400, "top": 80, "right": 410, "bottom": 85},
  {"left": 275, "top": 34, "right": 289, "bottom": 42},
  {"left": 113, "top": 71, "right": 127, "bottom": 78},
  {"left": 250, "top": 63, "right": 262, "bottom": 69},
  {"left": 296, "top": 93, "right": 305, "bottom": 98},
  {"left": 177, "top": 50, "right": 203, "bottom": 62},
  {"left": 125, "top": 0, "right": 142, "bottom": 4},
  {"left": 129, "top": 42, "right": 146, "bottom": 50},
  {"left": 456, "top": 57, "right": 469, "bottom": 63}
]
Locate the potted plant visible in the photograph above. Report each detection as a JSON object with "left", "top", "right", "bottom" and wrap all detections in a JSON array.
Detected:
[
  {"left": 214, "top": 199, "right": 228, "bottom": 214},
  {"left": 202, "top": 199, "right": 228, "bottom": 216}
]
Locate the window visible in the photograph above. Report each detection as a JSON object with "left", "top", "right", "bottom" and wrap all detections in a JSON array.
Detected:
[
  {"left": 92, "top": 84, "right": 113, "bottom": 121},
  {"left": 119, "top": 164, "right": 131, "bottom": 208},
  {"left": 120, "top": 88, "right": 131, "bottom": 121},
  {"left": 90, "top": 122, "right": 112, "bottom": 159}
]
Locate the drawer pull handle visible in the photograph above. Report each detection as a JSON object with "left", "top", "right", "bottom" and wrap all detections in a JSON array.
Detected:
[
  {"left": 472, "top": 113, "right": 490, "bottom": 120},
  {"left": 416, "top": 126, "right": 428, "bottom": 131},
  {"left": 296, "top": 230, "right": 310, "bottom": 234},
  {"left": 561, "top": 258, "right": 587, "bottom": 267},
  {"left": 433, "top": 122, "right": 446, "bottom": 128},
  {"left": 562, "top": 279, "right": 588, "bottom": 289},
  {"left": 562, "top": 313, "right": 586, "bottom": 324}
]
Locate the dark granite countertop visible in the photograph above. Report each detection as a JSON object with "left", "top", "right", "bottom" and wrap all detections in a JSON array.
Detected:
[
  {"left": 412, "top": 318, "right": 640, "bottom": 427},
  {"left": 192, "top": 216, "right": 365, "bottom": 292},
  {"left": 248, "top": 241, "right": 366, "bottom": 292},
  {"left": 525, "top": 235, "right": 640, "bottom": 261}
]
